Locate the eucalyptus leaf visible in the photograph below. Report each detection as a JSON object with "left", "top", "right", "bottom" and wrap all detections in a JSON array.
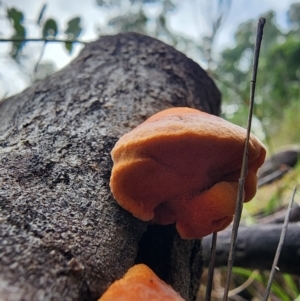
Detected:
[
  {"left": 64, "top": 17, "right": 82, "bottom": 54},
  {"left": 7, "top": 7, "right": 23, "bottom": 24},
  {"left": 7, "top": 8, "right": 26, "bottom": 59},
  {"left": 42, "top": 18, "right": 58, "bottom": 38},
  {"left": 64, "top": 41, "right": 73, "bottom": 54},
  {"left": 65, "top": 17, "right": 82, "bottom": 39},
  {"left": 37, "top": 4, "right": 47, "bottom": 26}
]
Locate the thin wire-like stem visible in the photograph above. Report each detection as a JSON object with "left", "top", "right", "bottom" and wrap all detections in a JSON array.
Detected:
[
  {"left": 262, "top": 186, "right": 297, "bottom": 301},
  {"left": 205, "top": 232, "right": 218, "bottom": 301},
  {"left": 222, "top": 17, "right": 266, "bottom": 301}
]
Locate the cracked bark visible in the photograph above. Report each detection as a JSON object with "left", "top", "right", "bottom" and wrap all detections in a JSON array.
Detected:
[{"left": 0, "top": 32, "right": 221, "bottom": 301}]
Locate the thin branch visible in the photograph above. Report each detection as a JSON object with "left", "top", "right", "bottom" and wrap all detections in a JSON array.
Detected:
[
  {"left": 205, "top": 232, "right": 217, "bottom": 301},
  {"left": 34, "top": 41, "right": 47, "bottom": 74},
  {"left": 222, "top": 17, "right": 266, "bottom": 301},
  {"left": 0, "top": 38, "right": 88, "bottom": 44},
  {"left": 262, "top": 186, "right": 298, "bottom": 301}
]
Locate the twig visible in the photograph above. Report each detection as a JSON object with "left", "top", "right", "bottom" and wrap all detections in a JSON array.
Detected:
[
  {"left": 262, "top": 186, "right": 298, "bottom": 301},
  {"left": 222, "top": 17, "right": 266, "bottom": 301},
  {"left": 0, "top": 38, "right": 88, "bottom": 44},
  {"left": 34, "top": 41, "right": 47, "bottom": 74},
  {"left": 205, "top": 232, "right": 217, "bottom": 301}
]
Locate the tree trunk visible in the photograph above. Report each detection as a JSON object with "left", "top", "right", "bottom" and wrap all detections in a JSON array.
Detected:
[{"left": 0, "top": 32, "right": 221, "bottom": 301}]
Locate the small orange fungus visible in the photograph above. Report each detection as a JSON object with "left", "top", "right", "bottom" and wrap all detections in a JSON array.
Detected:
[{"left": 98, "top": 264, "right": 185, "bottom": 301}]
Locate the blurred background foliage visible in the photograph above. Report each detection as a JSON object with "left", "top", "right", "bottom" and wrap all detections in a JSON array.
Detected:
[
  {"left": 1, "top": 0, "right": 300, "bottom": 150},
  {"left": 1, "top": 1, "right": 300, "bottom": 299}
]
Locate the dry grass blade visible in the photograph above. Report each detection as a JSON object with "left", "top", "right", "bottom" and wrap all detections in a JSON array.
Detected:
[
  {"left": 262, "top": 186, "right": 298, "bottom": 301},
  {"left": 222, "top": 17, "right": 266, "bottom": 301},
  {"left": 205, "top": 232, "right": 218, "bottom": 301},
  {"left": 201, "top": 270, "right": 259, "bottom": 298}
]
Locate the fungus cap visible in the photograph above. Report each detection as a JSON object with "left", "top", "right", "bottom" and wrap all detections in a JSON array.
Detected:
[
  {"left": 110, "top": 107, "right": 266, "bottom": 239},
  {"left": 98, "top": 264, "right": 185, "bottom": 301}
]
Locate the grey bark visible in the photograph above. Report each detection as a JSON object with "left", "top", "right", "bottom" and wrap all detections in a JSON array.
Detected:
[
  {"left": 0, "top": 32, "right": 221, "bottom": 301},
  {"left": 202, "top": 224, "right": 300, "bottom": 275}
]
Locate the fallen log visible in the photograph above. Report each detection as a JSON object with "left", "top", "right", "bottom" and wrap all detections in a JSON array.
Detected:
[{"left": 202, "top": 224, "right": 300, "bottom": 275}]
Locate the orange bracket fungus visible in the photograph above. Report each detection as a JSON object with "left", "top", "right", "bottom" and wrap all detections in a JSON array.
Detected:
[
  {"left": 98, "top": 264, "right": 185, "bottom": 301},
  {"left": 110, "top": 107, "right": 266, "bottom": 239}
]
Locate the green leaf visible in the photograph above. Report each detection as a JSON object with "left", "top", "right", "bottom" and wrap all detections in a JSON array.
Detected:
[
  {"left": 64, "top": 42, "right": 73, "bottom": 54},
  {"left": 37, "top": 3, "right": 47, "bottom": 25},
  {"left": 65, "top": 17, "right": 82, "bottom": 39},
  {"left": 7, "top": 7, "right": 23, "bottom": 24},
  {"left": 42, "top": 18, "right": 58, "bottom": 38},
  {"left": 7, "top": 8, "right": 26, "bottom": 59},
  {"left": 283, "top": 274, "right": 300, "bottom": 297},
  {"left": 15, "top": 23, "right": 26, "bottom": 38},
  {"left": 64, "top": 17, "right": 82, "bottom": 54},
  {"left": 10, "top": 25, "right": 26, "bottom": 59}
]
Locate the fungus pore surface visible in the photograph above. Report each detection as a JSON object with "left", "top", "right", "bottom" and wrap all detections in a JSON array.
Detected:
[{"left": 110, "top": 107, "right": 266, "bottom": 239}]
